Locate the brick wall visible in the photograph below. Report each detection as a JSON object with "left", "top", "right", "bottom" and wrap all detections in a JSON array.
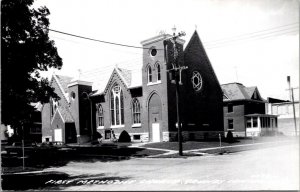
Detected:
[
  {"left": 42, "top": 103, "right": 51, "bottom": 140},
  {"left": 95, "top": 71, "right": 148, "bottom": 139},
  {"left": 141, "top": 36, "right": 172, "bottom": 141},
  {"left": 224, "top": 104, "right": 245, "bottom": 133}
]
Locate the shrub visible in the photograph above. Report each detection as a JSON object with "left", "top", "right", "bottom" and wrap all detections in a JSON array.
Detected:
[
  {"left": 118, "top": 131, "right": 131, "bottom": 142},
  {"left": 226, "top": 131, "right": 234, "bottom": 143}
]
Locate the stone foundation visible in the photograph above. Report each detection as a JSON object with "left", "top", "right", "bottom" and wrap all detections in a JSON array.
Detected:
[
  {"left": 163, "top": 131, "right": 225, "bottom": 142},
  {"left": 42, "top": 136, "right": 52, "bottom": 142},
  {"left": 229, "top": 131, "right": 246, "bottom": 138},
  {"left": 129, "top": 132, "right": 149, "bottom": 142}
]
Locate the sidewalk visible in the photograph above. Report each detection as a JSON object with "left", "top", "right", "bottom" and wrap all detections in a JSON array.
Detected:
[{"left": 139, "top": 139, "right": 297, "bottom": 158}]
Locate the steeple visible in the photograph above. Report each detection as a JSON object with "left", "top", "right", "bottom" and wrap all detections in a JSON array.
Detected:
[{"left": 184, "top": 30, "right": 222, "bottom": 94}]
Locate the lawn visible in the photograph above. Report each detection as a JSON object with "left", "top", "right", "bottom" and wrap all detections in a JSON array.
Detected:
[
  {"left": 142, "top": 136, "right": 291, "bottom": 151},
  {"left": 1, "top": 145, "right": 167, "bottom": 174}
]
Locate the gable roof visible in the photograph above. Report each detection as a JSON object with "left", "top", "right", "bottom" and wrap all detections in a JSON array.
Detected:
[
  {"left": 117, "top": 67, "right": 132, "bottom": 86},
  {"left": 51, "top": 74, "right": 76, "bottom": 123},
  {"left": 52, "top": 74, "right": 73, "bottom": 104},
  {"left": 56, "top": 66, "right": 141, "bottom": 97},
  {"left": 55, "top": 75, "right": 73, "bottom": 93},
  {"left": 221, "top": 83, "right": 265, "bottom": 102},
  {"left": 184, "top": 30, "right": 223, "bottom": 94},
  {"left": 57, "top": 106, "right": 74, "bottom": 123}
]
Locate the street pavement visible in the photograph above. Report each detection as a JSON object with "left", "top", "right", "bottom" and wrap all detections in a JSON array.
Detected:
[{"left": 42, "top": 139, "right": 299, "bottom": 191}]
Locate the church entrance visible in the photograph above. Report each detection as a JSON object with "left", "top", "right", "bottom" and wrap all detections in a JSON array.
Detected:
[{"left": 148, "top": 93, "right": 162, "bottom": 142}]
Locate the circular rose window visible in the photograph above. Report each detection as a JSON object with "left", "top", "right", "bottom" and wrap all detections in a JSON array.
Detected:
[
  {"left": 191, "top": 71, "right": 203, "bottom": 91},
  {"left": 150, "top": 48, "right": 157, "bottom": 56}
]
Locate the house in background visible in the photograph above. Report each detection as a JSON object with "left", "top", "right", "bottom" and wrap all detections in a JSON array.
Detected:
[
  {"left": 1, "top": 102, "right": 42, "bottom": 143},
  {"left": 41, "top": 31, "right": 224, "bottom": 144},
  {"left": 222, "top": 83, "right": 278, "bottom": 137},
  {"left": 267, "top": 97, "right": 299, "bottom": 136}
]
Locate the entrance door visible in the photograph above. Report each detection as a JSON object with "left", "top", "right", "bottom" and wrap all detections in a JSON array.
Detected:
[
  {"left": 54, "top": 129, "right": 62, "bottom": 142},
  {"left": 152, "top": 123, "right": 160, "bottom": 142},
  {"left": 148, "top": 93, "right": 162, "bottom": 142}
]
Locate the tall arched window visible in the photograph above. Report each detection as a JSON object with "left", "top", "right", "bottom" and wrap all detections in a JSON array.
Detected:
[
  {"left": 156, "top": 63, "right": 161, "bottom": 81},
  {"left": 147, "top": 65, "right": 152, "bottom": 83},
  {"left": 110, "top": 84, "right": 124, "bottom": 126},
  {"left": 97, "top": 104, "right": 104, "bottom": 127},
  {"left": 132, "top": 98, "right": 141, "bottom": 124},
  {"left": 51, "top": 98, "right": 58, "bottom": 117}
]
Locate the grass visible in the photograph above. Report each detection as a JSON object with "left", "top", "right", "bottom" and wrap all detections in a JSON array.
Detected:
[
  {"left": 142, "top": 136, "right": 292, "bottom": 151},
  {"left": 1, "top": 145, "right": 167, "bottom": 173},
  {"left": 2, "top": 166, "right": 43, "bottom": 174}
]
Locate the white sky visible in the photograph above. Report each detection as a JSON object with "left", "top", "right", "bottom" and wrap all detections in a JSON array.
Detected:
[{"left": 35, "top": 0, "right": 299, "bottom": 100}]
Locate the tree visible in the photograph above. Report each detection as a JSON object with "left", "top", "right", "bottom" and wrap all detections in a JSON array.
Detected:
[{"left": 1, "top": 0, "right": 62, "bottom": 134}]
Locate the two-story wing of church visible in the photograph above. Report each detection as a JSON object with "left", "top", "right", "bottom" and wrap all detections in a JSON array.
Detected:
[{"left": 41, "top": 31, "right": 224, "bottom": 144}]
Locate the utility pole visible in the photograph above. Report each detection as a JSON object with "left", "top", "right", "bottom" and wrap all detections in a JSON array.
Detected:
[
  {"left": 166, "top": 26, "right": 187, "bottom": 156},
  {"left": 287, "top": 76, "right": 298, "bottom": 136},
  {"left": 22, "top": 124, "right": 25, "bottom": 170}
]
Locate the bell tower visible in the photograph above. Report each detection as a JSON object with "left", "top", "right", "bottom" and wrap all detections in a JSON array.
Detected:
[{"left": 140, "top": 33, "right": 185, "bottom": 142}]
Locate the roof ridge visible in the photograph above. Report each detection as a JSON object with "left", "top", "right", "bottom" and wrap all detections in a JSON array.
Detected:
[
  {"left": 116, "top": 67, "right": 132, "bottom": 86},
  {"left": 53, "top": 74, "right": 70, "bottom": 103},
  {"left": 58, "top": 105, "right": 74, "bottom": 123},
  {"left": 236, "top": 83, "right": 249, "bottom": 99}
]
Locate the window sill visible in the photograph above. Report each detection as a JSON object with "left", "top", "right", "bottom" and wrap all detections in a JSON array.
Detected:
[
  {"left": 132, "top": 123, "right": 141, "bottom": 128},
  {"left": 110, "top": 125, "right": 125, "bottom": 129},
  {"left": 147, "top": 81, "right": 161, "bottom": 86},
  {"left": 97, "top": 126, "right": 104, "bottom": 129}
]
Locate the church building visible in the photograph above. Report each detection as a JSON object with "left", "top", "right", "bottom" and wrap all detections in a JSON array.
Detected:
[{"left": 41, "top": 31, "right": 224, "bottom": 143}]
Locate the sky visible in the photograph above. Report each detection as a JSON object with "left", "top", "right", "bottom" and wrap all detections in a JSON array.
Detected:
[{"left": 34, "top": 0, "right": 299, "bottom": 101}]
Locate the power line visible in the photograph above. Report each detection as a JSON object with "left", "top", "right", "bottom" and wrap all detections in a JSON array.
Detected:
[
  {"left": 204, "top": 26, "right": 298, "bottom": 47},
  {"left": 49, "top": 22, "right": 298, "bottom": 51},
  {"left": 49, "top": 28, "right": 164, "bottom": 50},
  {"left": 206, "top": 28, "right": 298, "bottom": 49},
  {"left": 203, "top": 22, "right": 298, "bottom": 45}
]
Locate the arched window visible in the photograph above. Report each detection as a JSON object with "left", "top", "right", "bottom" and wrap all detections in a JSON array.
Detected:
[
  {"left": 51, "top": 98, "right": 58, "bottom": 117},
  {"left": 132, "top": 98, "right": 141, "bottom": 124},
  {"left": 156, "top": 63, "right": 161, "bottom": 81},
  {"left": 110, "top": 84, "right": 124, "bottom": 126},
  {"left": 147, "top": 65, "right": 152, "bottom": 83},
  {"left": 97, "top": 104, "right": 104, "bottom": 127}
]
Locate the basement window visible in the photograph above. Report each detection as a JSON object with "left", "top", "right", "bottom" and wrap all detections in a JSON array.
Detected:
[{"left": 133, "top": 135, "right": 141, "bottom": 140}]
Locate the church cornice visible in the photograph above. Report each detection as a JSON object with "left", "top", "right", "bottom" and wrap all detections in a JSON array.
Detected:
[{"left": 141, "top": 34, "right": 185, "bottom": 46}]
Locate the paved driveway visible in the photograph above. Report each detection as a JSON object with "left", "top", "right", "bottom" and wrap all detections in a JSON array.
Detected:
[{"left": 43, "top": 140, "right": 299, "bottom": 191}]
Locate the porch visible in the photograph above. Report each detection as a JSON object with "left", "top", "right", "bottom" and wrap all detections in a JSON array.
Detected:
[{"left": 245, "top": 114, "right": 278, "bottom": 137}]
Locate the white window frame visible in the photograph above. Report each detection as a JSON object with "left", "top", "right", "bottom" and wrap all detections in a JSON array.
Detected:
[
  {"left": 110, "top": 84, "right": 124, "bottom": 127},
  {"left": 132, "top": 98, "right": 141, "bottom": 126}
]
